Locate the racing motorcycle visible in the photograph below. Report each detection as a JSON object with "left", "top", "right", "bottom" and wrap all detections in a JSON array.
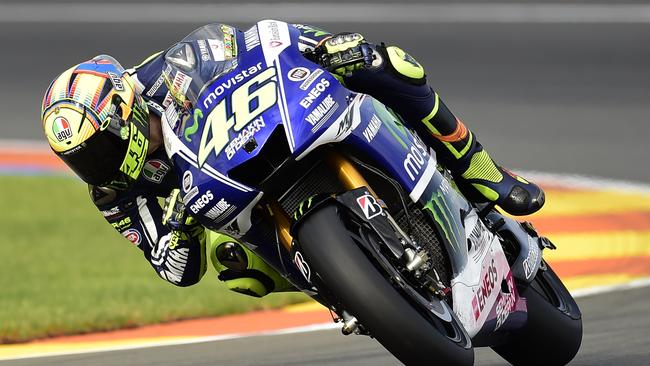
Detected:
[{"left": 160, "top": 20, "right": 582, "bottom": 365}]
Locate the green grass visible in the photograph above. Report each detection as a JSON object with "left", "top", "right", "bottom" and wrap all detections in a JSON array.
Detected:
[{"left": 0, "top": 175, "right": 308, "bottom": 343}]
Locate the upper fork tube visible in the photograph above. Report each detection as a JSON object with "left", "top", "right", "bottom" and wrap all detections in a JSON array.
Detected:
[
  {"left": 325, "top": 151, "right": 376, "bottom": 195},
  {"left": 266, "top": 201, "right": 293, "bottom": 252},
  {"left": 267, "top": 151, "right": 374, "bottom": 252}
]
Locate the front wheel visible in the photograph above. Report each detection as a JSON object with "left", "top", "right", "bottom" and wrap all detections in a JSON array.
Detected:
[
  {"left": 296, "top": 204, "right": 474, "bottom": 366},
  {"left": 492, "top": 262, "right": 583, "bottom": 366}
]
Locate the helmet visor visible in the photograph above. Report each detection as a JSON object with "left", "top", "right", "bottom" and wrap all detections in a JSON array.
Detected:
[{"left": 56, "top": 95, "right": 150, "bottom": 188}]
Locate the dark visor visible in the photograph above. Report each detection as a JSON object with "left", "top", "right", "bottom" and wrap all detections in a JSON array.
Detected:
[{"left": 57, "top": 125, "right": 131, "bottom": 186}]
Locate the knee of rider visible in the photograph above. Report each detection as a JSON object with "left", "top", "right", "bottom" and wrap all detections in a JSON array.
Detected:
[
  {"left": 345, "top": 44, "right": 431, "bottom": 103},
  {"left": 380, "top": 45, "right": 427, "bottom": 86},
  {"left": 209, "top": 238, "right": 289, "bottom": 297}
]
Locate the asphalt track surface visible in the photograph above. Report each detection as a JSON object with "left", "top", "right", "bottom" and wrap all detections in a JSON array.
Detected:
[
  {"left": 0, "top": 286, "right": 647, "bottom": 366},
  {"left": 1, "top": 3, "right": 649, "bottom": 365}
]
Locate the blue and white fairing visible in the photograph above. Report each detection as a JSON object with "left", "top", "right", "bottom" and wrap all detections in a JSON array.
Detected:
[{"left": 160, "top": 20, "right": 440, "bottom": 237}]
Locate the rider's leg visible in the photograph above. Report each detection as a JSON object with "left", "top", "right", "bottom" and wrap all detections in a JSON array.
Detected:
[
  {"left": 344, "top": 45, "right": 544, "bottom": 216},
  {"left": 207, "top": 231, "right": 294, "bottom": 297}
]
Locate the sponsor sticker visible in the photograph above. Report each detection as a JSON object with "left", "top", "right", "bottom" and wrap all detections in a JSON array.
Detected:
[
  {"left": 305, "top": 94, "right": 338, "bottom": 129},
  {"left": 182, "top": 186, "right": 199, "bottom": 203},
  {"left": 146, "top": 73, "right": 166, "bottom": 97},
  {"left": 197, "top": 39, "right": 211, "bottom": 62},
  {"left": 221, "top": 26, "right": 237, "bottom": 58},
  {"left": 101, "top": 206, "right": 121, "bottom": 218},
  {"left": 266, "top": 21, "right": 283, "bottom": 48},
  {"left": 471, "top": 259, "right": 499, "bottom": 320},
  {"left": 164, "top": 103, "right": 179, "bottom": 129},
  {"left": 469, "top": 219, "right": 492, "bottom": 256},
  {"left": 288, "top": 67, "right": 310, "bottom": 81},
  {"left": 189, "top": 190, "right": 214, "bottom": 214},
  {"left": 182, "top": 170, "right": 193, "bottom": 192},
  {"left": 294, "top": 251, "right": 311, "bottom": 282},
  {"left": 244, "top": 26, "right": 261, "bottom": 51},
  {"left": 495, "top": 273, "right": 517, "bottom": 330},
  {"left": 207, "top": 39, "right": 225, "bottom": 61},
  {"left": 403, "top": 137, "right": 428, "bottom": 181},
  {"left": 205, "top": 198, "right": 234, "bottom": 221},
  {"left": 225, "top": 116, "right": 265, "bottom": 159},
  {"left": 52, "top": 116, "right": 72, "bottom": 142},
  {"left": 107, "top": 71, "right": 124, "bottom": 91},
  {"left": 362, "top": 115, "right": 382, "bottom": 143},
  {"left": 356, "top": 194, "right": 383, "bottom": 220},
  {"left": 168, "top": 70, "right": 192, "bottom": 105},
  {"left": 202, "top": 62, "right": 263, "bottom": 109},
  {"left": 123, "top": 228, "right": 142, "bottom": 245},
  {"left": 112, "top": 217, "right": 132, "bottom": 231},
  {"left": 162, "top": 92, "right": 174, "bottom": 108},
  {"left": 300, "top": 69, "right": 323, "bottom": 91},
  {"left": 522, "top": 239, "right": 540, "bottom": 279},
  {"left": 142, "top": 159, "right": 170, "bottom": 183},
  {"left": 299, "top": 78, "right": 331, "bottom": 109}
]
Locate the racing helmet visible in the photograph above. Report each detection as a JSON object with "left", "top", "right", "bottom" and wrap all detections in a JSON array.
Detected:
[{"left": 41, "top": 55, "right": 150, "bottom": 189}]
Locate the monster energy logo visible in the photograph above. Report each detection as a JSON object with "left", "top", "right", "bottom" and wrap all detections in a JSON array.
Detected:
[
  {"left": 372, "top": 98, "right": 409, "bottom": 150},
  {"left": 423, "top": 190, "right": 462, "bottom": 252}
]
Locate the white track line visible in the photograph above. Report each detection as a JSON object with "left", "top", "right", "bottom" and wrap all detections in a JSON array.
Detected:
[
  {"left": 0, "top": 323, "right": 340, "bottom": 362},
  {"left": 2, "top": 3, "right": 650, "bottom": 23},
  {"left": 571, "top": 277, "right": 650, "bottom": 299}
]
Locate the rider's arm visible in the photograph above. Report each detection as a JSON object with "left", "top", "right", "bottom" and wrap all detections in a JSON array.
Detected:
[
  {"left": 305, "top": 30, "right": 461, "bottom": 146},
  {"left": 125, "top": 52, "right": 169, "bottom": 116},
  {"left": 90, "top": 186, "right": 207, "bottom": 287},
  {"left": 341, "top": 43, "right": 456, "bottom": 132}
]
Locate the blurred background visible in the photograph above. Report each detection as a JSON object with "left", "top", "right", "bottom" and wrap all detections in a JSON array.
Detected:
[
  {"left": 0, "top": 0, "right": 649, "bottom": 364},
  {"left": 2, "top": 0, "right": 649, "bottom": 181}
]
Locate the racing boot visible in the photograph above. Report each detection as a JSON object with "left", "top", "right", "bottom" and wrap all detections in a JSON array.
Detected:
[
  {"left": 208, "top": 231, "right": 294, "bottom": 297},
  {"left": 419, "top": 97, "right": 545, "bottom": 216}
]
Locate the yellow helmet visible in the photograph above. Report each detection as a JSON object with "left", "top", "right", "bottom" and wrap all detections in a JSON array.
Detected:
[{"left": 41, "top": 55, "right": 150, "bottom": 188}]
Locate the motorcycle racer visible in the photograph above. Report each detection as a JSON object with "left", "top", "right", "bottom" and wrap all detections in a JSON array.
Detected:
[{"left": 40, "top": 22, "right": 544, "bottom": 296}]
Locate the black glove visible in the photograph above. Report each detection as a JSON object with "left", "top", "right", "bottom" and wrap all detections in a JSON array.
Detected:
[
  {"left": 313, "top": 33, "right": 375, "bottom": 78},
  {"left": 162, "top": 189, "right": 197, "bottom": 231}
]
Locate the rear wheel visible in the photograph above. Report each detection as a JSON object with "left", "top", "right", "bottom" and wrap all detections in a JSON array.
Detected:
[
  {"left": 492, "top": 263, "right": 582, "bottom": 366},
  {"left": 296, "top": 204, "right": 474, "bottom": 366}
]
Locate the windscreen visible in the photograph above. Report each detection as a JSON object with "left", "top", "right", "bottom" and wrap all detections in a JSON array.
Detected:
[{"left": 162, "top": 23, "right": 240, "bottom": 109}]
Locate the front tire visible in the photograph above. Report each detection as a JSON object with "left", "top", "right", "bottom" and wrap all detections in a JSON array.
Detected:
[
  {"left": 492, "top": 263, "right": 582, "bottom": 365},
  {"left": 296, "top": 204, "right": 474, "bottom": 366}
]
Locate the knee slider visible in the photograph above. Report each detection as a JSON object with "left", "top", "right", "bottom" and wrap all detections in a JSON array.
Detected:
[
  {"left": 209, "top": 237, "right": 292, "bottom": 297},
  {"left": 380, "top": 45, "right": 426, "bottom": 85},
  {"left": 213, "top": 241, "right": 273, "bottom": 297}
]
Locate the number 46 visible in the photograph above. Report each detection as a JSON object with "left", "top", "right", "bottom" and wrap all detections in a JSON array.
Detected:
[{"left": 198, "top": 67, "right": 278, "bottom": 167}]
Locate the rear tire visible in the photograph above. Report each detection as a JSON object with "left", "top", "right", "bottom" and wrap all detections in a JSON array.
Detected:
[
  {"left": 297, "top": 204, "right": 474, "bottom": 366},
  {"left": 492, "top": 263, "right": 582, "bottom": 366}
]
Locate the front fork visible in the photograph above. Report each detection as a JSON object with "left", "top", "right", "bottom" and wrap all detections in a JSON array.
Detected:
[{"left": 266, "top": 151, "right": 374, "bottom": 252}]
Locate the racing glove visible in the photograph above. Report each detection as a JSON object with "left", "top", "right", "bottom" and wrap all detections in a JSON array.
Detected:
[
  {"left": 316, "top": 32, "right": 375, "bottom": 79},
  {"left": 162, "top": 188, "right": 199, "bottom": 231}
]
